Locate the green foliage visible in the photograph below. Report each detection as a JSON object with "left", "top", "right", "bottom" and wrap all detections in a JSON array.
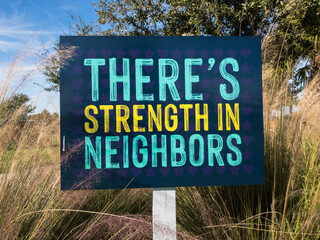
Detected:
[
  {"left": 264, "top": 0, "right": 320, "bottom": 93},
  {"left": 0, "top": 93, "right": 34, "bottom": 126},
  {"left": 30, "top": 109, "right": 59, "bottom": 123},
  {"left": 40, "top": 43, "right": 77, "bottom": 92},
  {"left": 94, "top": 0, "right": 166, "bottom": 36},
  {"left": 40, "top": 44, "right": 60, "bottom": 92},
  {"left": 4, "top": 93, "right": 32, "bottom": 113},
  {"left": 44, "top": 0, "right": 280, "bottom": 91},
  {"left": 94, "top": 0, "right": 278, "bottom": 36},
  {"left": 43, "top": 0, "right": 320, "bottom": 97},
  {"left": 69, "top": 14, "right": 97, "bottom": 36},
  {"left": 0, "top": 93, "right": 34, "bottom": 149}
]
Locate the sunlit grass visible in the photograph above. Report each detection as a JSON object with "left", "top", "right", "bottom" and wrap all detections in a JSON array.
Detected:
[{"left": 0, "top": 40, "right": 319, "bottom": 240}]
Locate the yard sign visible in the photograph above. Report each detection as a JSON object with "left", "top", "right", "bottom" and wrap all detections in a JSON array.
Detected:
[{"left": 60, "top": 36, "right": 264, "bottom": 190}]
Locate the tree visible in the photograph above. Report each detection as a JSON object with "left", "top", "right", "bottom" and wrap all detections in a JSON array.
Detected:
[
  {"left": 263, "top": 0, "right": 320, "bottom": 92},
  {"left": 93, "top": 0, "right": 278, "bottom": 36},
  {"left": 0, "top": 93, "right": 34, "bottom": 149},
  {"left": 43, "top": 0, "right": 279, "bottom": 90},
  {"left": 42, "top": 0, "right": 320, "bottom": 96},
  {"left": 30, "top": 109, "right": 59, "bottom": 123},
  {"left": 40, "top": 43, "right": 77, "bottom": 92},
  {"left": 1, "top": 93, "right": 34, "bottom": 122}
]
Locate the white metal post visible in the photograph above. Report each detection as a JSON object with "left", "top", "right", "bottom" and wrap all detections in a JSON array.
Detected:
[{"left": 152, "top": 187, "right": 177, "bottom": 240}]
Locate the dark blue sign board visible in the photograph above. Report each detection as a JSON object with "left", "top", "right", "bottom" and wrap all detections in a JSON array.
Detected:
[{"left": 60, "top": 36, "right": 264, "bottom": 190}]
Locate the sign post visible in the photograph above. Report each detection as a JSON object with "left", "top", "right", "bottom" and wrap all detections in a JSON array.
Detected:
[
  {"left": 60, "top": 36, "right": 264, "bottom": 238},
  {"left": 153, "top": 188, "right": 176, "bottom": 239}
]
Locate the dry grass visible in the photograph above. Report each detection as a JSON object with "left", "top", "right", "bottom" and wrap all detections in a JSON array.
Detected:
[
  {"left": 0, "top": 113, "right": 156, "bottom": 239},
  {"left": 0, "top": 32, "right": 319, "bottom": 239}
]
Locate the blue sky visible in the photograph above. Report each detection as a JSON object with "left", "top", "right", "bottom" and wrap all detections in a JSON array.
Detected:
[{"left": 0, "top": 0, "right": 98, "bottom": 113}]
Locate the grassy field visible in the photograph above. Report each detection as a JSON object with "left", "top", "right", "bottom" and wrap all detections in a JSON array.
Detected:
[{"left": 1, "top": 46, "right": 320, "bottom": 239}]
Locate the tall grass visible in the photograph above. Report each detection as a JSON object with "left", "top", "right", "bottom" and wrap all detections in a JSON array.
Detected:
[
  {"left": 0, "top": 47, "right": 319, "bottom": 239},
  {"left": 0, "top": 52, "right": 155, "bottom": 239},
  {"left": 175, "top": 75, "right": 320, "bottom": 239}
]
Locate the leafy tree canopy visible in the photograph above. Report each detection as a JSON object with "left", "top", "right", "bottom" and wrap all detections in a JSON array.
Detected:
[
  {"left": 3, "top": 93, "right": 33, "bottom": 114},
  {"left": 42, "top": 0, "right": 320, "bottom": 94},
  {"left": 0, "top": 93, "right": 34, "bottom": 128},
  {"left": 94, "top": 0, "right": 278, "bottom": 36}
]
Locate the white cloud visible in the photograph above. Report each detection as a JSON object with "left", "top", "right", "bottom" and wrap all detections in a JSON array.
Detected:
[
  {"left": 0, "top": 1, "right": 66, "bottom": 113},
  {"left": 0, "top": 29, "right": 59, "bottom": 39},
  {"left": 0, "top": 40, "right": 22, "bottom": 52},
  {"left": 0, "top": 14, "right": 60, "bottom": 54}
]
